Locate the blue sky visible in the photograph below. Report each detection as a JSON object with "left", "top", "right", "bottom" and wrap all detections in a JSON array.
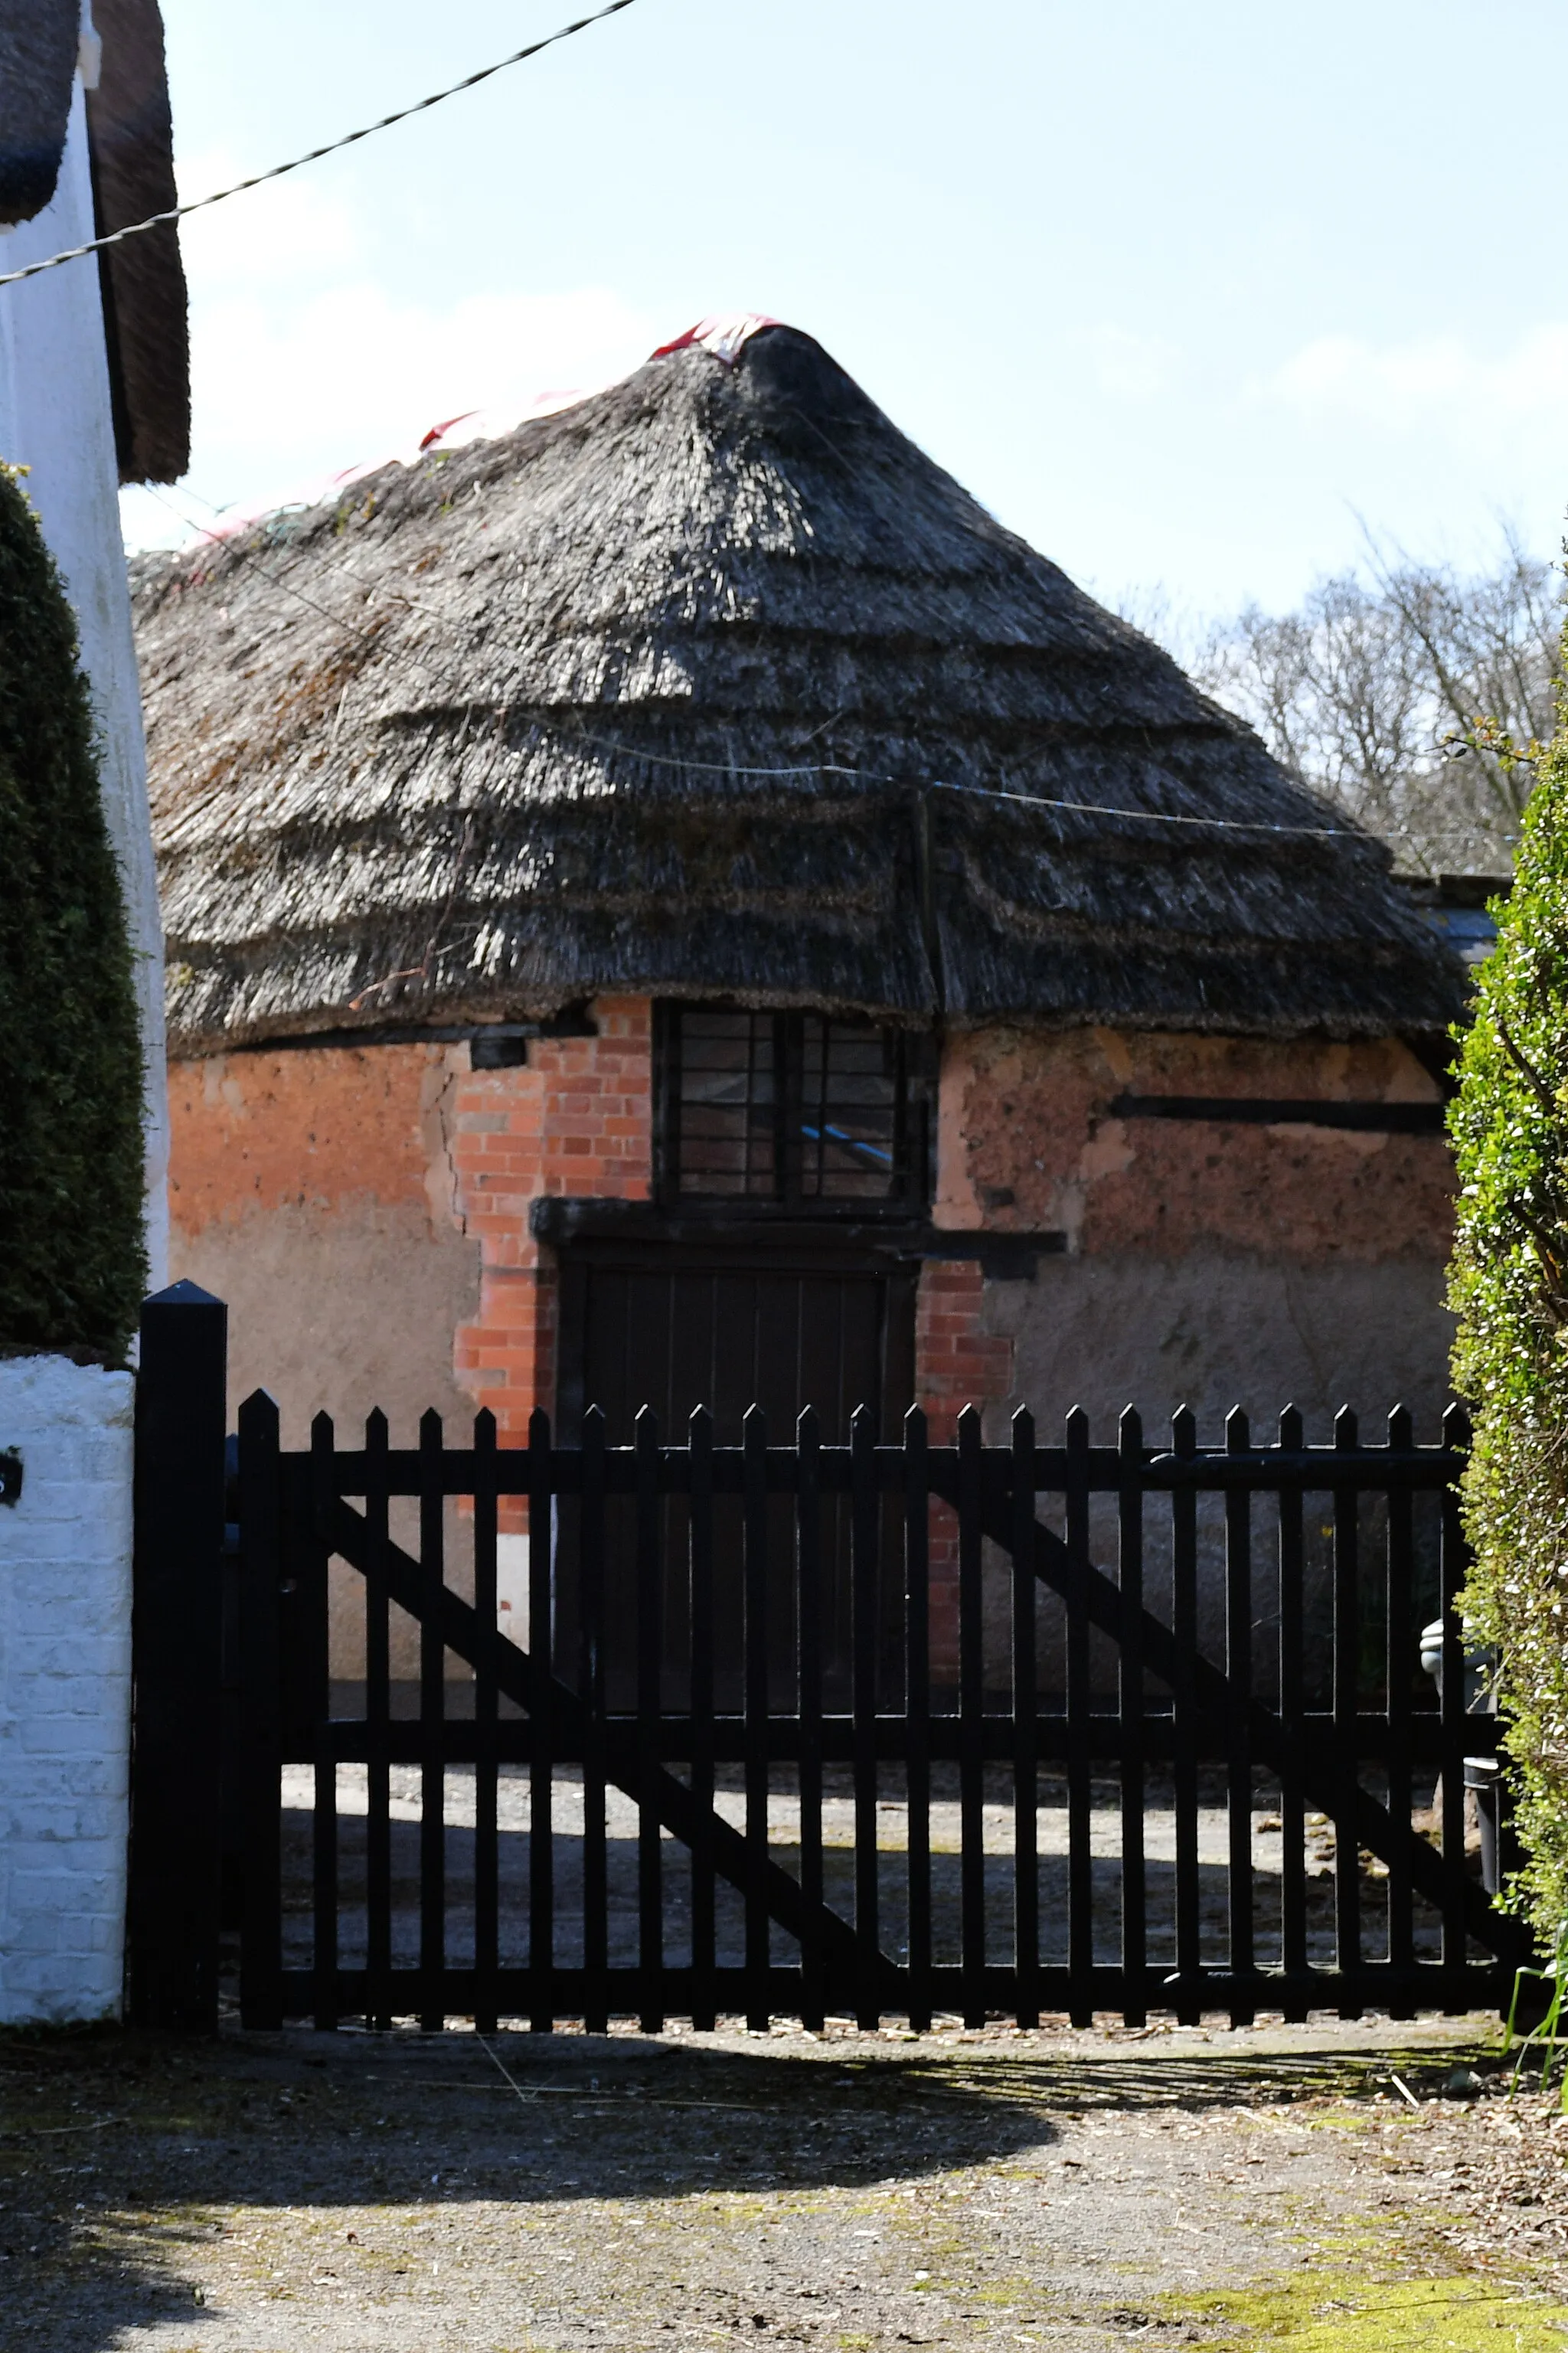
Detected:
[{"left": 121, "top": 0, "right": 1568, "bottom": 620}]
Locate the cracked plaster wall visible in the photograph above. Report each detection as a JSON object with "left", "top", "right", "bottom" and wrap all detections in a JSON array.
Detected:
[
  {"left": 937, "top": 1025, "right": 1457, "bottom": 1443},
  {"left": 165, "top": 1041, "right": 480, "bottom": 1446},
  {"left": 167, "top": 1041, "right": 482, "bottom": 1681}
]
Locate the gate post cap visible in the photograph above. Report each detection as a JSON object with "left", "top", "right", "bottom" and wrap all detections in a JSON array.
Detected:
[{"left": 142, "top": 1280, "right": 224, "bottom": 1309}]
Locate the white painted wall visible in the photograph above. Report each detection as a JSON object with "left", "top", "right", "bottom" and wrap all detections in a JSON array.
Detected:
[
  {"left": 0, "top": 32, "right": 169, "bottom": 1288},
  {"left": 0, "top": 1355, "right": 135, "bottom": 2024}
]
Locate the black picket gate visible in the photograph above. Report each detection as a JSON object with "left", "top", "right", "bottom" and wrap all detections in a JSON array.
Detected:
[{"left": 126, "top": 1283, "right": 1527, "bottom": 2034}]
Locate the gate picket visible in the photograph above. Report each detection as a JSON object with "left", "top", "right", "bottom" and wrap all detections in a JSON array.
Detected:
[
  {"left": 636, "top": 1407, "right": 666, "bottom": 2033},
  {"left": 1439, "top": 1404, "right": 1471, "bottom": 1966},
  {"left": 1384, "top": 1404, "right": 1416, "bottom": 2015},
  {"left": 580, "top": 1406, "right": 609, "bottom": 2034},
  {"left": 1331, "top": 1407, "right": 1362, "bottom": 2005},
  {"left": 309, "top": 1416, "right": 339, "bottom": 2034},
  {"left": 687, "top": 1407, "right": 717, "bottom": 2032},
  {"left": 1064, "top": 1407, "right": 1093, "bottom": 2028},
  {"left": 217, "top": 1394, "right": 1524, "bottom": 2033},
  {"left": 364, "top": 1410, "right": 393, "bottom": 2031},
  {"left": 1225, "top": 1410, "right": 1255, "bottom": 2023},
  {"left": 1277, "top": 1406, "right": 1308, "bottom": 2013},
  {"left": 1116, "top": 1407, "right": 1146, "bottom": 2028},
  {"left": 902, "top": 1405, "right": 933, "bottom": 2032},
  {"left": 1011, "top": 1407, "right": 1039, "bottom": 2030},
  {"left": 473, "top": 1409, "right": 500, "bottom": 2035},
  {"left": 850, "top": 1407, "right": 880, "bottom": 2032},
  {"left": 236, "top": 1387, "right": 285, "bottom": 2032},
  {"left": 795, "top": 1407, "right": 826, "bottom": 2033},
  {"left": 528, "top": 1407, "right": 556, "bottom": 2033},
  {"left": 956, "top": 1407, "right": 985, "bottom": 2028},
  {"left": 742, "top": 1409, "right": 769, "bottom": 2029},
  {"left": 417, "top": 1410, "right": 446, "bottom": 2032},
  {"left": 1169, "top": 1404, "right": 1201, "bottom": 2021}
]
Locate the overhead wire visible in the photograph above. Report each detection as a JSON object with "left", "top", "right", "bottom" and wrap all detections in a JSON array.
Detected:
[
  {"left": 0, "top": 0, "right": 642, "bottom": 292},
  {"left": 142, "top": 482, "right": 1493, "bottom": 853},
  {"left": 142, "top": 486, "right": 1368, "bottom": 845},
  {"left": 1, "top": 0, "right": 1478, "bottom": 867},
  {"left": 548, "top": 726, "right": 1364, "bottom": 839},
  {"left": 141, "top": 482, "right": 491, "bottom": 709}
]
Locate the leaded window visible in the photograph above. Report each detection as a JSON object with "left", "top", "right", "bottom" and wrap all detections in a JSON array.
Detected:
[{"left": 655, "top": 1005, "right": 933, "bottom": 1209}]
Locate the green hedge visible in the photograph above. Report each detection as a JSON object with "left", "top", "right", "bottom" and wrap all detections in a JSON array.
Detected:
[
  {"left": 1450, "top": 653, "right": 1568, "bottom": 1942},
  {"left": 0, "top": 465, "right": 145, "bottom": 1361}
]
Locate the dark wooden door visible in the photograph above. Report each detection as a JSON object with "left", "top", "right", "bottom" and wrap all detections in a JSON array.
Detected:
[
  {"left": 560, "top": 1257, "right": 913, "bottom": 1445},
  {"left": 555, "top": 1247, "right": 916, "bottom": 1706}
]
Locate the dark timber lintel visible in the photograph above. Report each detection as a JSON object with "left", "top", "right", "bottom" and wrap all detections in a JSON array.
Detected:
[
  {"left": 219, "top": 1004, "right": 599, "bottom": 1060},
  {"left": 531, "top": 1193, "right": 1066, "bottom": 1277},
  {"left": 1109, "top": 1093, "right": 1446, "bottom": 1136}
]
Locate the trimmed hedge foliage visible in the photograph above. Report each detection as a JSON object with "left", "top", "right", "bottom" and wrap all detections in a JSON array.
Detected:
[
  {"left": 1450, "top": 665, "right": 1568, "bottom": 1941},
  {"left": 0, "top": 466, "right": 145, "bottom": 1361}
]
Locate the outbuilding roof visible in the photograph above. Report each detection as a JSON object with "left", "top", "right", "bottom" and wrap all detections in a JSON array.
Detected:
[
  {"left": 0, "top": 0, "right": 188, "bottom": 483},
  {"left": 135, "top": 321, "right": 1466, "bottom": 1054},
  {"left": 0, "top": 0, "right": 78, "bottom": 229}
]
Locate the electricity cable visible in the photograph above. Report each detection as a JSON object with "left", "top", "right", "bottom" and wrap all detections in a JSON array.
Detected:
[
  {"left": 0, "top": 0, "right": 641, "bottom": 292},
  {"left": 140, "top": 486, "right": 1444, "bottom": 848}
]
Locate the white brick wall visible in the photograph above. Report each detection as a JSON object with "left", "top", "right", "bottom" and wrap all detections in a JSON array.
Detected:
[{"left": 0, "top": 1354, "right": 134, "bottom": 2022}]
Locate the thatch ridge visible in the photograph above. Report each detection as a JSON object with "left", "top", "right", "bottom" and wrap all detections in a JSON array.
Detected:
[{"left": 135, "top": 325, "right": 1465, "bottom": 1054}]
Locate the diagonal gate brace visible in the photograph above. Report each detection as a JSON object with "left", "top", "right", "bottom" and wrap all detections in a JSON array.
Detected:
[
  {"left": 952, "top": 1473, "right": 1511, "bottom": 1957},
  {"left": 327, "top": 1498, "right": 902, "bottom": 1996}
]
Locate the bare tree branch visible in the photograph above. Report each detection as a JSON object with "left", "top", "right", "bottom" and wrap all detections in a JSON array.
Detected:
[{"left": 1161, "top": 529, "right": 1564, "bottom": 874}]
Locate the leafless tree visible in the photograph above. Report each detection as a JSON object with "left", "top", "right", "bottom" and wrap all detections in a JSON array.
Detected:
[{"left": 1140, "top": 531, "right": 1565, "bottom": 874}]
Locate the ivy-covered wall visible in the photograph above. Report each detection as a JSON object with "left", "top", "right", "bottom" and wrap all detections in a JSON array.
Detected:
[{"left": 0, "top": 464, "right": 145, "bottom": 1361}]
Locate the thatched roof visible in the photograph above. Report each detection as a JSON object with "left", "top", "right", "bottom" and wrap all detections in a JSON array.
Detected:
[
  {"left": 0, "top": 0, "right": 188, "bottom": 485},
  {"left": 87, "top": 0, "right": 190, "bottom": 485},
  {"left": 135, "top": 322, "right": 1465, "bottom": 1056}
]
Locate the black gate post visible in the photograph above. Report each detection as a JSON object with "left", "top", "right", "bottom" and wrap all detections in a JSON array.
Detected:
[{"left": 127, "top": 1281, "right": 228, "bottom": 2028}]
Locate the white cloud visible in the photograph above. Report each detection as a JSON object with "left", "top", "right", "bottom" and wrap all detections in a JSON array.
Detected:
[
  {"left": 173, "top": 148, "right": 364, "bottom": 292},
  {"left": 122, "top": 278, "right": 658, "bottom": 549},
  {"left": 193, "top": 279, "right": 655, "bottom": 466},
  {"left": 1063, "top": 323, "right": 1181, "bottom": 404},
  {"left": 1247, "top": 324, "right": 1568, "bottom": 438},
  {"left": 116, "top": 141, "right": 664, "bottom": 549}
]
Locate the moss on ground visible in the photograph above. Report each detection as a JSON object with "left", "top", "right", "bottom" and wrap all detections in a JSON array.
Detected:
[{"left": 1164, "top": 2271, "right": 1568, "bottom": 2353}]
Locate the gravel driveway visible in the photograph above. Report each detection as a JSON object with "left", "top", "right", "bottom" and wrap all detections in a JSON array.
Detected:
[
  {"left": 276, "top": 1765, "right": 1433, "bottom": 1975},
  {"left": 3, "top": 2013, "right": 1566, "bottom": 2353}
]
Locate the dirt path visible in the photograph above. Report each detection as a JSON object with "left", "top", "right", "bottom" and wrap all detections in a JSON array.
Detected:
[{"left": 3, "top": 2015, "right": 1567, "bottom": 2353}]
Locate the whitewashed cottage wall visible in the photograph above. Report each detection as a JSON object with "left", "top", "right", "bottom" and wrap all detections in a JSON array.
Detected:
[
  {"left": 0, "top": 19, "right": 168, "bottom": 1285},
  {"left": 0, "top": 7, "right": 167, "bottom": 2022}
]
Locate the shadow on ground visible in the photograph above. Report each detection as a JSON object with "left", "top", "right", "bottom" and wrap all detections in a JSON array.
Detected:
[
  {"left": 0, "top": 2020, "right": 1495, "bottom": 2351},
  {"left": 277, "top": 1803, "right": 1449, "bottom": 1973}
]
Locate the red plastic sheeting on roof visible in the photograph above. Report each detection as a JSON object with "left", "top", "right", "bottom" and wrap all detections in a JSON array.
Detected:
[
  {"left": 165, "top": 320, "right": 789, "bottom": 553},
  {"left": 650, "top": 312, "right": 782, "bottom": 368},
  {"left": 419, "top": 411, "right": 478, "bottom": 452}
]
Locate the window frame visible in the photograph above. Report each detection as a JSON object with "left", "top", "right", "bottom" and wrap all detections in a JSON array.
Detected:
[{"left": 653, "top": 1002, "right": 934, "bottom": 1217}]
